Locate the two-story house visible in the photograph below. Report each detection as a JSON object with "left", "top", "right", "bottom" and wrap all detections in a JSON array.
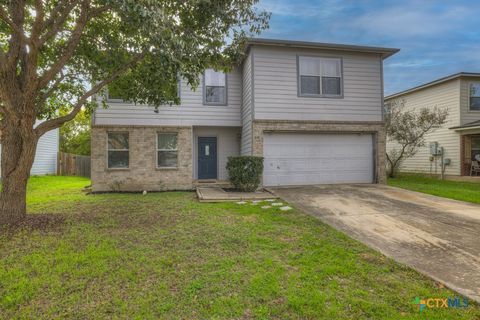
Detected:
[
  {"left": 385, "top": 73, "right": 480, "bottom": 177},
  {"left": 91, "top": 38, "right": 399, "bottom": 192}
]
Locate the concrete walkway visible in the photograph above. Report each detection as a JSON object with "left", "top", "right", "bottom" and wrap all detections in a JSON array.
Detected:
[
  {"left": 271, "top": 184, "right": 480, "bottom": 302},
  {"left": 197, "top": 187, "right": 276, "bottom": 202}
]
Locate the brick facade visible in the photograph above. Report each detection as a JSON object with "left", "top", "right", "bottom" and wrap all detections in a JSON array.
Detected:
[
  {"left": 91, "top": 121, "right": 386, "bottom": 192},
  {"left": 251, "top": 120, "right": 387, "bottom": 184},
  {"left": 91, "top": 126, "right": 193, "bottom": 192}
]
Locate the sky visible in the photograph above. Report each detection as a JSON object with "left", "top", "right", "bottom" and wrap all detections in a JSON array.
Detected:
[{"left": 256, "top": 0, "right": 480, "bottom": 95}]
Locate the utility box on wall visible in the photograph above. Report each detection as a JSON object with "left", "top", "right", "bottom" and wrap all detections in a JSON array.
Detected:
[{"left": 429, "top": 142, "right": 441, "bottom": 155}]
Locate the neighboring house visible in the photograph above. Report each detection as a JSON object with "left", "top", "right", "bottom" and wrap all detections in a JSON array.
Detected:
[
  {"left": 0, "top": 120, "right": 59, "bottom": 176},
  {"left": 91, "top": 38, "right": 398, "bottom": 192},
  {"left": 385, "top": 72, "right": 480, "bottom": 177}
]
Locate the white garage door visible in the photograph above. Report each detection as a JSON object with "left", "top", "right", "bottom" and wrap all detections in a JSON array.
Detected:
[{"left": 263, "top": 133, "right": 374, "bottom": 186}]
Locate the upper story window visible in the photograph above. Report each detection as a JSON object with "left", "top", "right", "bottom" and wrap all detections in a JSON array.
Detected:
[
  {"left": 107, "top": 132, "right": 129, "bottom": 169},
  {"left": 470, "top": 83, "right": 480, "bottom": 111},
  {"left": 298, "top": 56, "right": 342, "bottom": 97},
  {"left": 204, "top": 69, "right": 227, "bottom": 105}
]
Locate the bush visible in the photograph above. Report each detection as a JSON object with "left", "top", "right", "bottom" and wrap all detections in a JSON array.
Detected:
[{"left": 226, "top": 156, "right": 264, "bottom": 192}]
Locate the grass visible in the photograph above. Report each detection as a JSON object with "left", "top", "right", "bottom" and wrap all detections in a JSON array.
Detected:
[
  {"left": 388, "top": 174, "right": 480, "bottom": 204},
  {"left": 0, "top": 176, "right": 478, "bottom": 319}
]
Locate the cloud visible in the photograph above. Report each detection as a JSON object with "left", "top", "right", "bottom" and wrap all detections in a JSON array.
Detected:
[
  {"left": 387, "top": 59, "right": 442, "bottom": 68},
  {"left": 259, "top": 0, "right": 347, "bottom": 18},
  {"left": 350, "top": 3, "right": 472, "bottom": 38},
  {"left": 257, "top": 0, "right": 480, "bottom": 94}
]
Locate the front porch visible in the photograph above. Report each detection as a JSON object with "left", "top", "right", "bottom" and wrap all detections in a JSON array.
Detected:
[
  {"left": 460, "top": 133, "right": 480, "bottom": 176},
  {"left": 193, "top": 179, "right": 232, "bottom": 188},
  {"left": 452, "top": 120, "right": 480, "bottom": 176}
]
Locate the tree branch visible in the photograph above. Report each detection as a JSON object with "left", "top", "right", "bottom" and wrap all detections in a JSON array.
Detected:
[
  {"left": 30, "top": 0, "right": 45, "bottom": 43},
  {"left": 37, "top": 2, "right": 111, "bottom": 90},
  {"left": 38, "top": 0, "right": 81, "bottom": 47},
  {"left": 5, "top": 0, "right": 27, "bottom": 68},
  {"left": 0, "top": 3, "right": 31, "bottom": 45},
  {"left": 35, "top": 52, "right": 146, "bottom": 137},
  {"left": 37, "top": 71, "right": 67, "bottom": 107},
  {"left": 37, "top": 1, "right": 90, "bottom": 90},
  {"left": 0, "top": 43, "right": 7, "bottom": 67},
  {"left": 386, "top": 152, "right": 394, "bottom": 177},
  {"left": 41, "top": 0, "right": 71, "bottom": 29}
]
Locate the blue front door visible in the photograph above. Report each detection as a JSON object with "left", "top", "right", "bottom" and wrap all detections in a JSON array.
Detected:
[{"left": 198, "top": 137, "right": 217, "bottom": 179}]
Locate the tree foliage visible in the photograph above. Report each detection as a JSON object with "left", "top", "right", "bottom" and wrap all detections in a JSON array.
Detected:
[
  {"left": 59, "top": 107, "right": 91, "bottom": 155},
  {"left": 385, "top": 100, "right": 448, "bottom": 178},
  {"left": 0, "top": 0, "right": 270, "bottom": 224}
]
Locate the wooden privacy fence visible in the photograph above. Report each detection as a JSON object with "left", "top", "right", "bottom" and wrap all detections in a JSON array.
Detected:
[{"left": 57, "top": 152, "right": 91, "bottom": 178}]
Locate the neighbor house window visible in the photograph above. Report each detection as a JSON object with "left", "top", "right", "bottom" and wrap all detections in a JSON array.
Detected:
[
  {"left": 298, "top": 56, "right": 342, "bottom": 97},
  {"left": 204, "top": 69, "right": 227, "bottom": 105},
  {"left": 107, "top": 132, "right": 129, "bottom": 168},
  {"left": 157, "top": 133, "right": 178, "bottom": 168},
  {"left": 470, "top": 83, "right": 480, "bottom": 110}
]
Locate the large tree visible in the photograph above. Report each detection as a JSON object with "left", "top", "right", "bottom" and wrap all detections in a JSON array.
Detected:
[
  {"left": 0, "top": 0, "right": 269, "bottom": 225},
  {"left": 385, "top": 100, "right": 448, "bottom": 178}
]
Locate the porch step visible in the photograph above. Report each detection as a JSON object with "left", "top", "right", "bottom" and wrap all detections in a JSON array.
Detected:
[
  {"left": 196, "top": 186, "right": 276, "bottom": 202},
  {"left": 193, "top": 180, "right": 233, "bottom": 188}
]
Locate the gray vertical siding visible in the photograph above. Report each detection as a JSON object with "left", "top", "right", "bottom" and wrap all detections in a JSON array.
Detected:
[
  {"left": 241, "top": 50, "right": 253, "bottom": 155},
  {"left": 252, "top": 45, "right": 383, "bottom": 122},
  {"left": 193, "top": 127, "right": 241, "bottom": 180},
  {"left": 94, "top": 68, "right": 242, "bottom": 127}
]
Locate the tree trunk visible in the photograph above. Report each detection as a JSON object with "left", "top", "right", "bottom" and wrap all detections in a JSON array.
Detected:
[
  {"left": 0, "top": 122, "right": 37, "bottom": 226},
  {"left": 386, "top": 154, "right": 394, "bottom": 178}
]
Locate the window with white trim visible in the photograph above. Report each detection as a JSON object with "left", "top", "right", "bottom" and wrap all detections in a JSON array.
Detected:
[
  {"left": 157, "top": 133, "right": 178, "bottom": 168},
  {"left": 470, "top": 83, "right": 480, "bottom": 110},
  {"left": 298, "top": 56, "right": 342, "bottom": 97},
  {"left": 107, "top": 132, "right": 129, "bottom": 168},
  {"left": 204, "top": 69, "right": 227, "bottom": 105}
]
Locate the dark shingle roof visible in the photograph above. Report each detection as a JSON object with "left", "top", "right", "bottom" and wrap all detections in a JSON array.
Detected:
[
  {"left": 246, "top": 38, "right": 400, "bottom": 59},
  {"left": 386, "top": 72, "right": 480, "bottom": 100},
  {"left": 450, "top": 120, "right": 480, "bottom": 130}
]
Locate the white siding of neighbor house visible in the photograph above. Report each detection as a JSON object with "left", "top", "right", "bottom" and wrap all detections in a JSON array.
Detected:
[
  {"left": 94, "top": 68, "right": 242, "bottom": 127},
  {"left": 460, "top": 77, "right": 480, "bottom": 125},
  {"left": 0, "top": 124, "right": 59, "bottom": 176},
  {"left": 252, "top": 45, "right": 383, "bottom": 122},
  {"left": 241, "top": 50, "right": 253, "bottom": 155},
  {"left": 31, "top": 128, "right": 59, "bottom": 175},
  {"left": 386, "top": 79, "right": 461, "bottom": 175},
  {"left": 192, "top": 127, "right": 241, "bottom": 180}
]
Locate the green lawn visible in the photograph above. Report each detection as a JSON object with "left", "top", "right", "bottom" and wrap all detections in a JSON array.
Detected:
[
  {"left": 388, "top": 174, "right": 480, "bottom": 204},
  {"left": 1, "top": 176, "right": 478, "bottom": 319}
]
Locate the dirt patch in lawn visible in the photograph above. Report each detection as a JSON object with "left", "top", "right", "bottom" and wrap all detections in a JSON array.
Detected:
[{"left": 2, "top": 214, "right": 65, "bottom": 237}]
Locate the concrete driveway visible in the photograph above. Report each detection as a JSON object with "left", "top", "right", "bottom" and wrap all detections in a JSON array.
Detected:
[{"left": 271, "top": 184, "right": 480, "bottom": 302}]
